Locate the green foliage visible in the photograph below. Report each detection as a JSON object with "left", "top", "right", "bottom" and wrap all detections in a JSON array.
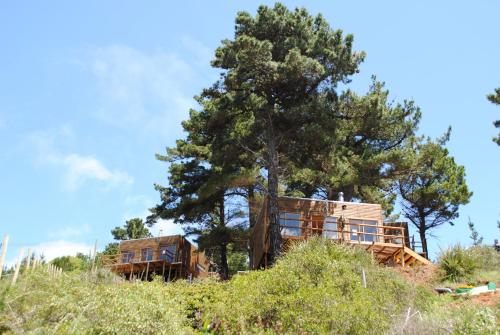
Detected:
[
  {"left": 398, "top": 130, "right": 472, "bottom": 257},
  {"left": 487, "top": 87, "right": 500, "bottom": 145},
  {"left": 389, "top": 303, "right": 497, "bottom": 335},
  {"left": 0, "top": 270, "right": 190, "bottom": 334},
  {"left": 439, "top": 244, "right": 500, "bottom": 283},
  {"left": 438, "top": 244, "right": 477, "bottom": 282},
  {"left": 102, "top": 242, "right": 119, "bottom": 255},
  {"left": 111, "top": 217, "right": 151, "bottom": 241},
  {"left": 288, "top": 78, "right": 421, "bottom": 214},
  {"left": 51, "top": 253, "right": 91, "bottom": 272},
  {"left": 201, "top": 238, "right": 434, "bottom": 334},
  {"left": 226, "top": 244, "right": 249, "bottom": 276},
  {"left": 467, "top": 245, "right": 500, "bottom": 274},
  {"left": 467, "top": 217, "right": 483, "bottom": 246},
  {"left": 2, "top": 239, "right": 497, "bottom": 334}
]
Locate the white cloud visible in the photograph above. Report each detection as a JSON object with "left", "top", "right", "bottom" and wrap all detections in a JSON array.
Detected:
[
  {"left": 29, "top": 127, "right": 133, "bottom": 191},
  {"left": 48, "top": 224, "right": 91, "bottom": 239},
  {"left": 150, "top": 219, "right": 184, "bottom": 237},
  {"left": 87, "top": 44, "right": 199, "bottom": 137},
  {"left": 122, "top": 194, "right": 184, "bottom": 237},
  {"left": 4, "top": 240, "right": 95, "bottom": 268},
  {"left": 61, "top": 154, "right": 133, "bottom": 190},
  {"left": 30, "top": 240, "right": 95, "bottom": 262}
]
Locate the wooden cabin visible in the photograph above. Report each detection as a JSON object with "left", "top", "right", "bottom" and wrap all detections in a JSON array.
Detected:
[
  {"left": 102, "top": 235, "right": 210, "bottom": 281},
  {"left": 251, "top": 196, "right": 430, "bottom": 268}
]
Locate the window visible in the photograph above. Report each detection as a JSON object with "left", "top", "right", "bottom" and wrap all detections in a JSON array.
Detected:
[
  {"left": 121, "top": 251, "right": 134, "bottom": 263},
  {"left": 141, "top": 248, "right": 153, "bottom": 261},
  {"left": 279, "top": 212, "right": 301, "bottom": 237},
  {"left": 350, "top": 219, "right": 378, "bottom": 242},
  {"left": 323, "top": 217, "right": 338, "bottom": 239},
  {"left": 159, "top": 244, "right": 177, "bottom": 262}
]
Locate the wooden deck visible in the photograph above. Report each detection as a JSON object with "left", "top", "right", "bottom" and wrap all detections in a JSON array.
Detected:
[
  {"left": 251, "top": 196, "right": 431, "bottom": 268},
  {"left": 101, "top": 235, "right": 211, "bottom": 281}
]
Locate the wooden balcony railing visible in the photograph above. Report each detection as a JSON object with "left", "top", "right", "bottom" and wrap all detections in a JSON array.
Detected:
[
  {"left": 101, "top": 249, "right": 178, "bottom": 267},
  {"left": 278, "top": 220, "right": 405, "bottom": 246}
]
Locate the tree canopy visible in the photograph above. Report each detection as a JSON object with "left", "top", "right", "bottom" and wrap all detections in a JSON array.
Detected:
[
  {"left": 151, "top": 3, "right": 470, "bottom": 268},
  {"left": 111, "top": 218, "right": 151, "bottom": 240},
  {"left": 398, "top": 130, "right": 472, "bottom": 258},
  {"left": 487, "top": 88, "right": 500, "bottom": 145}
]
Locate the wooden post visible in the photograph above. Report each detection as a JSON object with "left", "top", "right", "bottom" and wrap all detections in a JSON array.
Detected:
[
  {"left": 162, "top": 260, "right": 166, "bottom": 281},
  {"left": 167, "top": 264, "right": 172, "bottom": 282},
  {"left": 129, "top": 263, "right": 134, "bottom": 282},
  {"left": 26, "top": 248, "right": 32, "bottom": 271},
  {"left": 361, "top": 268, "right": 367, "bottom": 288},
  {"left": 401, "top": 248, "right": 405, "bottom": 267},
  {"left": 0, "top": 234, "right": 9, "bottom": 279},
  {"left": 145, "top": 261, "right": 150, "bottom": 281},
  {"left": 91, "top": 239, "right": 98, "bottom": 273},
  {"left": 11, "top": 248, "right": 24, "bottom": 285}
]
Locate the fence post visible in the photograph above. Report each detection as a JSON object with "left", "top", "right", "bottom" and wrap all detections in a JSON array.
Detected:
[
  {"left": 92, "top": 239, "right": 98, "bottom": 273},
  {"left": 11, "top": 248, "right": 24, "bottom": 285},
  {"left": 0, "top": 234, "right": 9, "bottom": 279},
  {"left": 26, "top": 248, "right": 32, "bottom": 271}
]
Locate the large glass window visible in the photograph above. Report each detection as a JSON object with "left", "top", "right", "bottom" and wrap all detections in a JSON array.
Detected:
[
  {"left": 279, "top": 212, "right": 301, "bottom": 237},
  {"left": 121, "top": 251, "right": 134, "bottom": 263},
  {"left": 323, "top": 217, "right": 338, "bottom": 239},
  {"left": 141, "top": 248, "right": 153, "bottom": 261},
  {"left": 159, "top": 244, "right": 177, "bottom": 262},
  {"left": 350, "top": 219, "right": 378, "bottom": 242}
]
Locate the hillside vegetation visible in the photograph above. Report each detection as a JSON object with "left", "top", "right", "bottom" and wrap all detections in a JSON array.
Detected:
[{"left": 1, "top": 239, "right": 498, "bottom": 334}]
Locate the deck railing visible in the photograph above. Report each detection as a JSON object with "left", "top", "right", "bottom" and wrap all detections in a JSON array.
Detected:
[
  {"left": 278, "top": 219, "right": 406, "bottom": 246},
  {"left": 101, "top": 249, "right": 177, "bottom": 267}
]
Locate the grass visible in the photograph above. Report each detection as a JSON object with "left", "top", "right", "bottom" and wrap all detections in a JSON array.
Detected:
[{"left": 0, "top": 238, "right": 498, "bottom": 334}]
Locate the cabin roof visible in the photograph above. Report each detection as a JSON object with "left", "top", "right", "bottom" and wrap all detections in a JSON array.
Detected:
[
  {"left": 118, "top": 234, "right": 183, "bottom": 244},
  {"left": 279, "top": 195, "right": 380, "bottom": 207}
]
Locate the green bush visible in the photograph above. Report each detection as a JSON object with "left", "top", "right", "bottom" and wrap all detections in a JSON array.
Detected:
[
  {"left": 0, "top": 270, "right": 191, "bottom": 334},
  {"left": 201, "top": 238, "right": 434, "bottom": 334},
  {"left": 438, "top": 244, "right": 477, "bottom": 282},
  {"left": 467, "top": 245, "right": 500, "bottom": 273},
  {"left": 389, "top": 303, "right": 497, "bottom": 335}
]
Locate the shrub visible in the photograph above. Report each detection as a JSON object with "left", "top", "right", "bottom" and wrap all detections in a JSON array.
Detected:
[
  {"left": 438, "top": 244, "right": 477, "bottom": 282},
  {"left": 201, "top": 238, "right": 434, "bottom": 335},
  {"left": 0, "top": 270, "right": 191, "bottom": 334},
  {"left": 389, "top": 303, "right": 497, "bottom": 335},
  {"left": 467, "top": 245, "right": 500, "bottom": 273}
]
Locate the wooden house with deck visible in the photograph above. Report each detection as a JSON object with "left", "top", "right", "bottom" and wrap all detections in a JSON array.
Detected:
[
  {"left": 251, "top": 196, "right": 430, "bottom": 268},
  {"left": 102, "top": 235, "right": 210, "bottom": 281}
]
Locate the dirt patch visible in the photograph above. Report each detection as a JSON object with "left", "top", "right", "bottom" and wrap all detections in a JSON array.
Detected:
[
  {"left": 392, "top": 264, "right": 439, "bottom": 286},
  {"left": 467, "top": 289, "right": 500, "bottom": 306}
]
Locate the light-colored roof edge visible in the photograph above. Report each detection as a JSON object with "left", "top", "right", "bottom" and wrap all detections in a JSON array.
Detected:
[{"left": 279, "top": 195, "right": 382, "bottom": 207}]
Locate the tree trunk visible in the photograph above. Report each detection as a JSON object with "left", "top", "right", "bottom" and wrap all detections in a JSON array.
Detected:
[
  {"left": 219, "top": 195, "right": 230, "bottom": 280},
  {"left": 267, "top": 122, "right": 282, "bottom": 265},
  {"left": 219, "top": 243, "right": 229, "bottom": 280},
  {"left": 419, "top": 222, "right": 428, "bottom": 260},
  {"left": 247, "top": 185, "right": 256, "bottom": 268},
  {"left": 342, "top": 185, "right": 354, "bottom": 202}
]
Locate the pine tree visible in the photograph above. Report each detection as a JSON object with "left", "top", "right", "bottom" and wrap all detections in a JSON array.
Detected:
[
  {"left": 286, "top": 78, "right": 420, "bottom": 214},
  {"left": 487, "top": 88, "right": 500, "bottom": 145},
  {"left": 206, "top": 3, "right": 364, "bottom": 262},
  {"left": 398, "top": 130, "right": 472, "bottom": 258},
  {"left": 111, "top": 218, "right": 151, "bottom": 240}
]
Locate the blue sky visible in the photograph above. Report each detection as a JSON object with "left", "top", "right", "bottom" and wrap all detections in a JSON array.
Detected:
[{"left": 1, "top": 1, "right": 499, "bottom": 264}]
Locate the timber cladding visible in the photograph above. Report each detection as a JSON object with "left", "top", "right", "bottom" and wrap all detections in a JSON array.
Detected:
[
  {"left": 113, "top": 235, "right": 211, "bottom": 279},
  {"left": 277, "top": 197, "right": 383, "bottom": 222}
]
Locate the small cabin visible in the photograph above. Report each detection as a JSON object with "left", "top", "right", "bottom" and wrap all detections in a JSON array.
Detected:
[
  {"left": 251, "top": 196, "right": 430, "bottom": 268},
  {"left": 102, "top": 235, "right": 210, "bottom": 281}
]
